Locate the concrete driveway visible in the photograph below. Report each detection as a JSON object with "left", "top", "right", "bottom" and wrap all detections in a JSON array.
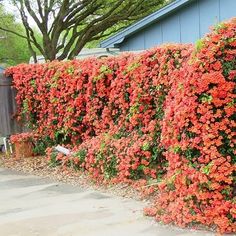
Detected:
[{"left": 0, "top": 167, "right": 217, "bottom": 236}]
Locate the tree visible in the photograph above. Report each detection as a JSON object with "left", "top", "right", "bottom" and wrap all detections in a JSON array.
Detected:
[
  {"left": 0, "top": 0, "right": 165, "bottom": 62},
  {"left": 0, "top": 4, "right": 31, "bottom": 65}
]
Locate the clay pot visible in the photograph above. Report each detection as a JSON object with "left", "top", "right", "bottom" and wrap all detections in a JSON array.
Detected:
[{"left": 14, "top": 141, "right": 34, "bottom": 159}]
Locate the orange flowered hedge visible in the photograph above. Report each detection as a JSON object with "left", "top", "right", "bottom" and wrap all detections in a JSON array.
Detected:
[
  {"left": 6, "top": 18, "right": 236, "bottom": 233},
  {"left": 146, "top": 20, "right": 236, "bottom": 233},
  {"left": 7, "top": 44, "right": 191, "bottom": 181},
  {"left": 148, "top": 20, "right": 236, "bottom": 232}
]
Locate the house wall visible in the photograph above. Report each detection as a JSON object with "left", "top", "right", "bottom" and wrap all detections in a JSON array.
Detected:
[{"left": 119, "top": 0, "right": 236, "bottom": 51}]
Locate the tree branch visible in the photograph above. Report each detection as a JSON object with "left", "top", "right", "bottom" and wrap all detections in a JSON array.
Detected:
[
  {"left": 10, "top": 0, "right": 165, "bottom": 61},
  {"left": 0, "top": 26, "right": 30, "bottom": 41},
  {"left": 18, "top": 1, "right": 44, "bottom": 54}
]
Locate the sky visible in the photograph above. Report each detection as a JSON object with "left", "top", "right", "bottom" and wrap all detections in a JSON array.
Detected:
[{"left": 2, "top": 0, "right": 37, "bottom": 27}]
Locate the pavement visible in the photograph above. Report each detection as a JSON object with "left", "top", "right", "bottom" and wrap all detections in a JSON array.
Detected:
[{"left": 0, "top": 167, "right": 220, "bottom": 236}]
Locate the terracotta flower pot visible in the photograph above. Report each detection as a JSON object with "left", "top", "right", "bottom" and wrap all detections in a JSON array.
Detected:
[{"left": 14, "top": 140, "right": 34, "bottom": 159}]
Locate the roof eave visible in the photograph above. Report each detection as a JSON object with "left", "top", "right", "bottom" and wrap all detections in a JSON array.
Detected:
[{"left": 100, "top": 0, "right": 193, "bottom": 48}]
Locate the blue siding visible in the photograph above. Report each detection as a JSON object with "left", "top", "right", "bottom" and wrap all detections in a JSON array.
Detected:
[
  {"left": 179, "top": 1, "right": 200, "bottom": 43},
  {"left": 144, "top": 24, "right": 162, "bottom": 48},
  {"left": 220, "top": 0, "right": 236, "bottom": 21},
  {"left": 120, "top": 43, "right": 129, "bottom": 51},
  {"left": 162, "top": 14, "right": 181, "bottom": 43},
  {"left": 117, "top": 0, "right": 236, "bottom": 51},
  {"left": 120, "top": 29, "right": 146, "bottom": 51},
  {"left": 199, "top": 0, "right": 220, "bottom": 37},
  {"left": 126, "top": 32, "right": 145, "bottom": 50}
]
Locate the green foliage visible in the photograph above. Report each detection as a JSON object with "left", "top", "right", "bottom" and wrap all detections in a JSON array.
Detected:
[
  {"left": 104, "top": 155, "right": 117, "bottom": 179},
  {"left": 48, "top": 151, "right": 60, "bottom": 167},
  {"left": 195, "top": 39, "right": 204, "bottom": 52},
  {"left": 201, "top": 162, "right": 213, "bottom": 175},
  {"left": 3, "top": 0, "right": 169, "bottom": 61},
  {"left": 214, "top": 22, "right": 227, "bottom": 33},
  {"left": 199, "top": 93, "right": 213, "bottom": 104},
  {"left": 75, "top": 149, "right": 87, "bottom": 163},
  {"left": 218, "top": 131, "right": 236, "bottom": 164},
  {"left": 184, "top": 148, "right": 201, "bottom": 161},
  {"left": 33, "top": 137, "right": 55, "bottom": 156},
  {"left": 0, "top": 5, "right": 31, "bottom": 66},
  {"left": 222, "top": 59, "right": 236, "bottom": 77},
  {"left": 141, "top": 142, "right": 150, "bottom": 151},
  {"left": 54, "top": 129, "right": 71, "bottom": 144}
]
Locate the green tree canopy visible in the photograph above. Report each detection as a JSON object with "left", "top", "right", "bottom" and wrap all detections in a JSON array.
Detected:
[
  {"left": 0, "top": 4, "right": 31, "bottom": 66},
  {"left": 1, "top": 0, "right": 168, "bottom": 62}
]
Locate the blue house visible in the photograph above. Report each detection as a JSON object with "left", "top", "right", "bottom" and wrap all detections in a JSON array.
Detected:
[{"left": 100, "top": 0, "right": 236, "bottom": 51}]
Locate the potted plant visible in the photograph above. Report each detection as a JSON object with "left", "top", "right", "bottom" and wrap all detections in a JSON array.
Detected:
[{"left": 10, "top": 132, "right": 36, "bottom": 159}]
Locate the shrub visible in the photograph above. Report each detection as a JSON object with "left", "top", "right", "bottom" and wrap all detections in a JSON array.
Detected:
[
  {"left": 147, "top": 19, "right": 236, "bottom": 233},
  {"left": 7, "top": 44, "right": 191, "bottom": 181},
  {"left": 6, "top": 18, "right": 236, "bottom": 233}
]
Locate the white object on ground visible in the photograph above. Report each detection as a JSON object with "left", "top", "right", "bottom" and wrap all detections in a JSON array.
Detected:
[
  {"left": 55, "top": 145, "right": 71, "bottom": 155},
  {"left": 3, "top": 137, "right": 8, "bottom": 154},
  {"left": 2, "top": 137, "right": 13, "bottom": 154}
]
